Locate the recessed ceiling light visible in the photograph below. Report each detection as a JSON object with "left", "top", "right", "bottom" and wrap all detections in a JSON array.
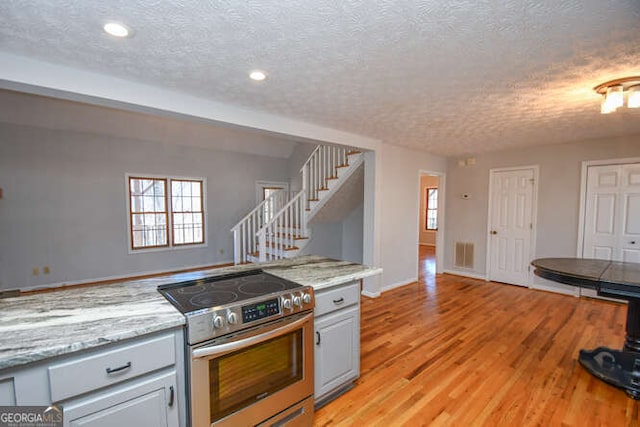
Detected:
[
  {"left": 249, "top": 70, "right": 267, "bottom": 81},
  {"left": 103, "top": 22, "right": 130, "bottom": 38}
]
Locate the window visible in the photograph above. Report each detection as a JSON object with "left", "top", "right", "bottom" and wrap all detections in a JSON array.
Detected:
[
  {"left": 425, "top": 187, "right": 438, "bottom": 230},
  {"left": 128, "top": 176, "right": 205, "bottom": 250}
]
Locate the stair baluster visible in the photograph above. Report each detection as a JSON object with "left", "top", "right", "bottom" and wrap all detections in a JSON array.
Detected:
[{"left": 233, "top": 144, "right": 361, "bottom": 264}]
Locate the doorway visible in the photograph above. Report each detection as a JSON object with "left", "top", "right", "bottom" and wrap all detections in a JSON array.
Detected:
[
  {"left": 418, "top": 172, "right": 445, "bottom": 277},
  {"left": 256, "top": 181, "right": 289, "bottom": 223},
  {"left": 486, "top": 166, "right": 539, "bottom": 287}
]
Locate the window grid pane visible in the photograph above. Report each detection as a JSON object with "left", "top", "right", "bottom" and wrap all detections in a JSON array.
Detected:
[
  {"left": 171, "top": 179, "right": 205, "bottom": 246},
  {"left": 425, "top": 187, "right": 438, "bottom": 230},
  {"left": 129, "top": 177, "right": 169, "bottom": 249}
]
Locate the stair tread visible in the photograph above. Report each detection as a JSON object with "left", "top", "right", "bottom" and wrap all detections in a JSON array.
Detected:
[
  {"left": 259, "top": 242, "right": 301, "bottom": 250},
  {"left": 269, "top": 233, "right": 309, "bottom": 240}
]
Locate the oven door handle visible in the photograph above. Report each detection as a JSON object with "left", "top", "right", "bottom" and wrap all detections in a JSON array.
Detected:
[{"left": 192, "top": 312, "right": 312, "bottom": 359}]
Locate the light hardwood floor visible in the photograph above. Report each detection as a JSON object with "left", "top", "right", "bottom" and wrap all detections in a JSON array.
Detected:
[{"left": 314, "top": 246, "right": 640, "bottom": 426}]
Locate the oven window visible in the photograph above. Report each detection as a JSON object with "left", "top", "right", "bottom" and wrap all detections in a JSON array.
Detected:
[{"left": 209, "top": 330, "right": 303, "bottom": 423}]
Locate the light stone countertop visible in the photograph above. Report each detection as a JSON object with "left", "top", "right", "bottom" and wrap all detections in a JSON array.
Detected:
[{"left": 0, "top": 256, "right": 381, "bottom": 371}]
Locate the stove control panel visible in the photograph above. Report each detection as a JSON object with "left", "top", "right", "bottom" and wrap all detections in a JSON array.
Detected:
[
  {"left": 186, "top": 287, "right": 315, "bottom": 345},
  {"left": 242, "top": 298, "right": 279, "bottom": 323}
]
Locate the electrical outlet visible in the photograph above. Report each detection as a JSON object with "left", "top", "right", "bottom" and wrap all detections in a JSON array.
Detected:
[
  {"left": 32, "top": 267, "right": 39, "bottom": 276},
  {"left": 43, "top": 266, "right": 50, "bottom": 274}
]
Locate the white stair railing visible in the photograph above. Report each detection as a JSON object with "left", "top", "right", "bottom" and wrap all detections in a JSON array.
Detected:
[
  {"left": 233, "top": 144, "right": 361, "bottom": 264},
  {"left": 257, "top": 190, "right": 307, "bottom": 262},
  {"left": 301, "top": 145, "right": 350, "bottom": 210},
  {"left": 231, "top": 190, "right": 294, "bottom": 264}
]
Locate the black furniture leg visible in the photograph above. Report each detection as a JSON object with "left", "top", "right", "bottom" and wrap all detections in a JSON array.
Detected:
[
  {"left": 625, "top": 299, "right": 640, "bottom": 352},
  {"left": 578, "top": 298, "right": 640, "bottom": 399}
]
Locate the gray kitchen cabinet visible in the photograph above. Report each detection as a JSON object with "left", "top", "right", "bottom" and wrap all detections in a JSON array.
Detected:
[
  {"left": 0, "top": 377, "right": 16, "bottom": 405},
  {"left": 63, "top": 371, "right": 176, "bottom": 427},
  {"left": 313, "top": 280, "right": 360, "bottom": 406},
  {"left": 0, "top": 329, "right": 185, "bottom": 427}
]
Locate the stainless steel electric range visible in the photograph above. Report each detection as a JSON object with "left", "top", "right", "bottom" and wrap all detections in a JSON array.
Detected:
[{"left": 158, "top": 269, "right": 315, "bottom": 427}]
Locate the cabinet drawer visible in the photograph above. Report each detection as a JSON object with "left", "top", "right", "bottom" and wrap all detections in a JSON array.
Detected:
[
  {"left": 315, "top": 282, "right": 360, "bottom": 317},
  {"left": 49, "top": 333, "right": 175, "bottom": 402}
]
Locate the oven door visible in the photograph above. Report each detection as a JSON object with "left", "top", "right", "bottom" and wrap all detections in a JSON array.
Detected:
[{"left": 190, "top": 311, "right": 314, "bottom": 427}]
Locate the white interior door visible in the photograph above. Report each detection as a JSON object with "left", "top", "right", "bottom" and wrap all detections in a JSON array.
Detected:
[
  {"left": 488, "top": 168, "right": 535, "bottom": 286},
  {"left": 583, "top": 163, "right": 640, "bottom": 263}
]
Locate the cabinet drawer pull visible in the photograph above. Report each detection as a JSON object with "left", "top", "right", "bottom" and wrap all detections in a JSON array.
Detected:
[
  {"left": 316, "top": 331, "right": 321, "bottom": 345},
  {"left": 105, "top": 361, "right": 132, "bottom": 374},
  {"left": 333, "top": 297, "right": 344, "bottom": 305},
  {"left": 168, "top": 385, "right": 175, "bottom": 407}
]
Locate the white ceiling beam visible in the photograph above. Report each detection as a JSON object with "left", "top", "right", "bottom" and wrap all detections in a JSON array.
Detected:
[{"left": 0, "top": 51, "right": 381, "bottom": 151}]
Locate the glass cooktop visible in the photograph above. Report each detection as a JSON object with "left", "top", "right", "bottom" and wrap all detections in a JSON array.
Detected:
[{"left": 158, "top": 269, "right": 302, "bottom": 313}]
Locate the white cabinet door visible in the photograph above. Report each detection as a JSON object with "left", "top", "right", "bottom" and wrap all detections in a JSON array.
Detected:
[
  {"left": 314, "top": 306, "right": 359, "bottom": 400},
  {"left": 488, "top": 168, "right": 535, "bottom": 286},
  {"left": 63, "top": 372, "right": 178, "bottom": 427}
]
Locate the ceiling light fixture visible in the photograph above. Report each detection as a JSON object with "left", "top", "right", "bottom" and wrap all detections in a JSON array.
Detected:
[
  {"left": 103, "top": 22, "right": 130, "bottom": 38},
  {"left": 249, "top": 70, "right": 267, "bottom": 81},
  {"left": 594, "top": 77, "right": 640, "bottom": 114}
]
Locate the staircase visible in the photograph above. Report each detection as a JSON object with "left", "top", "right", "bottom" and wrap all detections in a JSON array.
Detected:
[{"left": 231, "top": 145, "right": 364, "bottom": 264}]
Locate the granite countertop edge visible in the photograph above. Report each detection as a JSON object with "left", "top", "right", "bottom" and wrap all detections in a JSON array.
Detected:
[{"left": 0, "top": 256, "right": 381, "bottom": 371}]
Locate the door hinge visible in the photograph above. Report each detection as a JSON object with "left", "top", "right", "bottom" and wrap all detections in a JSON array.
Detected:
[{"left": 530, "top": 223, "right": 533, "bottom": 230}]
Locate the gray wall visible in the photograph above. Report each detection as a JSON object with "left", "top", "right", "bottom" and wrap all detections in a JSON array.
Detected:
[
  {"left": 444, "top": 134, "right": 640, "bottom": 278},
  {"left": 342, "top": 203, "right": 364, "bottom": 263},
  {"left": 377, "top": 143, "right": 447, "bottom": 290},
  {"left": 300, "top": 205, "right": 363, "bottom": 263},
  {"left": 0, "top": 123, "right": 290, "bottom": 290},
  {"left": 300, "top": 222, "right": 343, "bottom": 260}
]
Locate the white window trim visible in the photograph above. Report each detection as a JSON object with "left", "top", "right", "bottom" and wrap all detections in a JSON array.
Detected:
[
  {"left": 125, "top": 173, "right": 208, "bottom": 254},
  {"left": 425, "top": 187, "right": 438, "bottom": 231}
]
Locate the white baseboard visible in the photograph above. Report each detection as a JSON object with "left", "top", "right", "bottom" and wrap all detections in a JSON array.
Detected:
[
  {"left": 442, "top": 269, "right": 487, "bottom": 280},
  {"left": 380, "top": 277, "right": 418, "bottom": 293},
  {"left": 361, "top": 290, "right": 381, "bottom": 298},
  {"left": 530, "top": 282, "right": 578, "bottom": 296}
]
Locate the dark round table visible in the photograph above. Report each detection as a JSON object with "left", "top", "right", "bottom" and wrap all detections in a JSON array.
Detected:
[{"left": 532, "top": 258, "right": 640, "bottom": 399}]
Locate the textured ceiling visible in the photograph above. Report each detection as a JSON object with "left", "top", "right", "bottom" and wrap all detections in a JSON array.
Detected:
[{"left": 1, "top": 0, "right": 639, "bottom": 157}]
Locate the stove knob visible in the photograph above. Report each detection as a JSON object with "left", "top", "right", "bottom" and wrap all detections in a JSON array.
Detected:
[
  {"left": 282, "top": 297, "right": 292, "bottom": 310},
  {"left": 212, "top": 315, "right": 223, "bottom": 329},
  {"left": 293, "top": 295, "right": 302, "bottom": 307},
  {"left": 302, "top": 293, "right": 312, "bottom": 304},
  {"left": 227, "top": 312, "right": 238, "bottom": 325}
]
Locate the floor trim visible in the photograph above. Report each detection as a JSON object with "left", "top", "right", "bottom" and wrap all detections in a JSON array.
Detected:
[{"left": 442, "top": 269, "right": 487, "bottom": 281}]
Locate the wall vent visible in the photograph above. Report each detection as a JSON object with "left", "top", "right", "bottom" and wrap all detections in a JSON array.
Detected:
[{"left": 454, "top": 242, "right": 474, "bottom": 269}]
